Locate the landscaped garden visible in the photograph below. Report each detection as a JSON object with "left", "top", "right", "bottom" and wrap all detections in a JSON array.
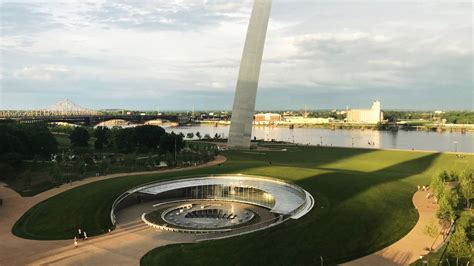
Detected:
[
  {"left": 0, "top": 122, "right": 216, "bottom": 196},
  {"left": 12, "top": 144, "right": 473, "bottom": 264}
]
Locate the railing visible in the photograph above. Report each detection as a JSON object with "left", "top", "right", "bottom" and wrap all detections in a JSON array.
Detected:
[
  {"left": 142, "top": 213, "right": 232, "bottom": 234},
  {"left": 110, "top": 174, "right": 310, "bottom": 227},
  {"left": 195, "top": 214, "right": 286, "bottom": 241}
]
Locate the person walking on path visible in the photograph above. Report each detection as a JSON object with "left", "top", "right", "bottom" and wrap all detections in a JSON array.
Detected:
[
  {"left": 74, "top": 237, "right": 78, "bottom": 248},
  {"left": 83, "top": 231, "right": 87, "bottom": 240}
]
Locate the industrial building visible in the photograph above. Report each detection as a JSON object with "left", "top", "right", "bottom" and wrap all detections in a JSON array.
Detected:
[
  {"left": 346, "top": 101, "right": 384, "bottom": 124},
  {"left": 254, "top": 113, "right": 281, "bottom": 124}
]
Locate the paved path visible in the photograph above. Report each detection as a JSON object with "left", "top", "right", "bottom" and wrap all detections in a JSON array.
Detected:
[
  {"left": 343, "top": 190, "right": 443, "bottom": 266},
  {"left": 0, "top": 156, "right": 225, "bottom": 265}
]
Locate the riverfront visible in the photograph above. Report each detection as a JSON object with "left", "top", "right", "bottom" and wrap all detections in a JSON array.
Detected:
[{"left": 167, "top": 125, "right": 474, "bottom": 153}]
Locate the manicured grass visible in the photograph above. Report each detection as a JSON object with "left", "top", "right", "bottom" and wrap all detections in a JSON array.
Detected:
[{"left": 12, "top": 145, "right": 473, "bottom": 264}]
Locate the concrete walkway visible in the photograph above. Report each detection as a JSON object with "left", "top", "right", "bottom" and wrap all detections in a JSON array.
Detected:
[
  {"left": 343, "top": 190, "right": 443, "bottom": 266},
  {"left": 0, "top": 156, "right": 225, "bottom": 265}
]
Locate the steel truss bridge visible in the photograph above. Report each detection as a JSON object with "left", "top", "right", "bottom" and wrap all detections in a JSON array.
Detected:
[{"left": 0, "top": 99, "right": 185, "bottom": 125}]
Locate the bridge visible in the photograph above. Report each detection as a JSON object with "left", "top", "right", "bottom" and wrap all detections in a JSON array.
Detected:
[{"left": 0, "top": 99, "right": 187, "bottom": 126}]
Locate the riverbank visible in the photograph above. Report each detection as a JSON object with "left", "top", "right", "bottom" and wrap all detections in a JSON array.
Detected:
[
  {"left": 167, "top": 125, "right": 474, "bottom": 153},
  {"left": 198, "top": 120, "right": 474, "bottom": 132}
]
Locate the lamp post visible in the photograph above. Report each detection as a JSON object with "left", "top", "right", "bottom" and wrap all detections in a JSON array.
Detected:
[
  {"left": 352, "top": 137, "right": 354, "bottom": 147},
  {"left": 320, "top": 136, "right": 323, "bottom": 146}
]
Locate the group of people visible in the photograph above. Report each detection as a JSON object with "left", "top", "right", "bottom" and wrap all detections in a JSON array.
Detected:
[
  {"left": 417, "top": 185, "right": 434, "bottom": 200},
  {"left": 73, "top": 228, "right": 88, "bottom": 248}
]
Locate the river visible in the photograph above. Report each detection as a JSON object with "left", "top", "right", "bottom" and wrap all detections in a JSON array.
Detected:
[{"left": 165, "top": 125, "right": 474, "bottom": 153}]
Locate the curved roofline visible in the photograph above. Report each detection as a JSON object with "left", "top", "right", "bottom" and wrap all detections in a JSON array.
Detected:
[{"left": 111, "top": 174, "right": 314, "bottom": 225}]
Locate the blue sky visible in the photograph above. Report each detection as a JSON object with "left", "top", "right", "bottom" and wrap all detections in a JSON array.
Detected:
[{"left": 0, "top": 0, "right": 472, "bottom": 111}]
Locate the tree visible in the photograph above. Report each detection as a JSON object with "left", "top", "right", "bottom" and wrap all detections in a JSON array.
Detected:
[
  {"left": 50, "top": 163, "right": 63, "bottom": 185},
  {"left": 437, "top": 187, "right": 459, "bottom": 221},
  {"left": 73, "top": 158, "right": 86, "bottom": 178},
  {"left": 123, "top": 154, "right": 136, "bottom": 171},
  {"left": 26, "top": 123, "right": 58, "bottom": 158},
  {"left": 69, "top": 127, "right": 90, "bottom": 147},
  {"left": 458, "top": 168, "right": 473, "bottom": 208},
  {"left": 423, "top": 219, "right": 439, "bottom": 239},
  {"left": 93, "top": 127, "right": 110, "bottom": 150},
  {"left": 100, "top": 158, "right": 110, "bottom": 175},
  {"left": 134, "top": 125, "right": 166, "bottom": 150},
  {"left": 430, "top": 172, "right": 445, "bottom": 200},
  {"left": 186, "top": 132, "right": 194, "bottom": 139},
  {"left": 214, "top": 133, "right": 221, "bottom": 140},
  {"left": 159, "top": 132, "right": 184, "bottom": 154},
  {"left": 447, "top": 227, "right": 471, "bottom": 266},
  {"left": 113, "top": 128, "right": 136, "bottom": 152},
  {"left": 196, "top": 131, "right": 202, "bottom": 140}
]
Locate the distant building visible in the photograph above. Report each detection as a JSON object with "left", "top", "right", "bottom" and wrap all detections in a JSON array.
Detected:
[
  {"left": 254, "top": 113, "right": 281, "bottom": 124},
  {"left": 346, "top": 101, "right": 384, "bottom": 123},
  {"left": 282, "top": 116, "right": 330, "bottom": 124},
  {"left": 178, "top": 115, "right": 191, "bottom": 125}
]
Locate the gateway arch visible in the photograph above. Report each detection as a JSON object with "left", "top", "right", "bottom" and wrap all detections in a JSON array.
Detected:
[{"left": 228, "top": 0, "right": 272, "bottom": 149}]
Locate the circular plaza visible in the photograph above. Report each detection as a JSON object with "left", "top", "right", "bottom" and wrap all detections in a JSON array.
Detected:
[{"left": 112, "top": 175, "right": 314, "bottom": 238}]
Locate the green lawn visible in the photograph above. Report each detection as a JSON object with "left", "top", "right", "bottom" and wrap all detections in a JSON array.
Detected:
[{"left": 12, "top": 145, "right": 473, "bottom": 264}]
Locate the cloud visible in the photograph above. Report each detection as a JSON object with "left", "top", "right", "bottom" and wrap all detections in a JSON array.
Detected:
[
  {"left": 82, "top": 0, "right": 252, "bottom": 32},
  {"left": 0, "top": 1, "right": 472, "bottom": 110},
  {"left": 12, "top": 65, "right": 70, "bottom": 81}
]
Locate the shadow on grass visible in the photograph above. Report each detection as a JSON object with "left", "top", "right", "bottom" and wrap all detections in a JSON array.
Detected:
[
  {"left": 12, "top": 147, "right": 442, "bottom": 265},
  {"left": 142, "top": 152, "right": 441, "bottom": 265}
]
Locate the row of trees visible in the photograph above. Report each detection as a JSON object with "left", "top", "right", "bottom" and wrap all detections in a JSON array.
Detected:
[
  {"left": 429, "top": 169, "right": 473, "bottom": 264},
  {"left": 69, "top": 125, "right": 185, "bottom": 153},
  {"left": 0, "top": 123, "right": 58, "bottom": 158},
  {"left": 430, "top": 169, "right": 473, "bottom": 216},
  {"left": 185, "top": 132, "right": 224, "bottom": 140},
  {"left": 383, "top": 111, "right": 474, "bottom": 124}
]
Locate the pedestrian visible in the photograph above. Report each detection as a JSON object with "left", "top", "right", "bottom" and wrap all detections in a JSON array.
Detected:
[
  {"left": 84, "top": 231, "right": 88, "bottom": 240},
  {"left": 74, "top": 236, "right": 78, "bottom": 248},
  {"left": 78, "top": 228, "right": 82, "bottom": 238}
]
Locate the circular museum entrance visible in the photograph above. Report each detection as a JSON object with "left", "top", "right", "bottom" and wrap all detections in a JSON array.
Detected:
[{"left": 111, "top": 175, "right": 314, "bottom": 239}]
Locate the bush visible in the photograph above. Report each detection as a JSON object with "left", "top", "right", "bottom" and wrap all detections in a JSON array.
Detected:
[{"left": 69, "top": 127, "right": 90, "bottom": 148}]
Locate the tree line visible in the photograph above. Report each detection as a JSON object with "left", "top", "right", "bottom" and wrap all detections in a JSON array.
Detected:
[
  {"left": 429, "top": 169, "right": 473, "bottom": 265},
  {"left": 0, "top": 123, "right": 58, "bottom": 173},
  {"left": 69, "top": 125, "right": 184, "bottom": 154}
]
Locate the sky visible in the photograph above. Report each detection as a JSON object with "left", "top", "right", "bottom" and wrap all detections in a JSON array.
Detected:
[{"left": 0, "top": 0, "right": 472, "bottom": 111}]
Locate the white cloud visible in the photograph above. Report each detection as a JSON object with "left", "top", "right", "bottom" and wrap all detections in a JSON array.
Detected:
[{"left": 0, "top": 1, "right": 472, "bottom": 110}]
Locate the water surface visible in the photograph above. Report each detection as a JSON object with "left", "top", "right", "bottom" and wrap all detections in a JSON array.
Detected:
[{"left": 166, "top": 125, "right": 473, "bottom": 153}]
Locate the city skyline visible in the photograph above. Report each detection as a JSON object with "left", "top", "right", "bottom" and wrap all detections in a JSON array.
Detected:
[{"left": 1, "top": 1, "right": 472, "bottom": 110}]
